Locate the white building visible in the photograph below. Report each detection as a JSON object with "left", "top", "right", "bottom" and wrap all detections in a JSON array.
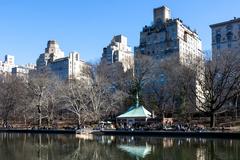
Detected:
[
  {"left": 0, "top": 55, "right": 15, "bottom": 73},
  {"left": 48, "top": 51, "right": 89, "bottom": 80},
  {"left": 210, "top": 17, "right": 240, "bottom": 58},
  {"left": 36, "top": 40, "right": 89, "bottom": 81},
  {"left": 37, "top": 40, "right": 64, "bottom": 71},
  {"left": 101, "top": 35, "right": 133, "bottom": 72},
  {"left": 135, "top": 6, "right": 204, "bottom": 65},
  {"left": 12, "top": 64, "right": 36, "bottom": 80}
]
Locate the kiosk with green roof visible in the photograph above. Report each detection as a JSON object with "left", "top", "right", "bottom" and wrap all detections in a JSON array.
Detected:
[{"left": 117, "top": 94, "right": 152, "bottom": 126}]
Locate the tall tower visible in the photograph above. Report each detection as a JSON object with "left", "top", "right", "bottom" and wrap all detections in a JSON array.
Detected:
[
  {"left": 4, "top": 55, "right": 14, "bottom": 66},
  {"left": 154, "top": 6, "right": 171, "bottom": 24},
  {"left": 101, "top": 35, "right": 133, "bottom": 72},
  {"left": 135, "top": 5, "right": 203, "bottom": 64},
  {"left": 45, "top": 40, "right": 64, "bottom": 60},
  {"left": 36, "top": 40, "right": 64, "bottom": 71}
]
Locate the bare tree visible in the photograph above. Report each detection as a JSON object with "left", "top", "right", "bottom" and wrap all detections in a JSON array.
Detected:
[
  {"left": 45, "top": 79, "right": 63, "bottom": 128},
  {"left": 27, "top": 71, "right": 60, "bottom": 128},
  {"left": 59, "top": 80, "right": 90, "bottom": 127},
  {"left": 186, "top": 53, "right": 240, "bottom": 127},
  {"left": 0, "top": 75, "right": 28, "bottom": 128},
  {"left": 143, "top": 57, "right": 187, "bottom": 118},
  {"left": 131, "top": 54, "right": 156, "bottom": 104},
  {"left": 91, "top": 61, "right": 131, "bottom": 117}
]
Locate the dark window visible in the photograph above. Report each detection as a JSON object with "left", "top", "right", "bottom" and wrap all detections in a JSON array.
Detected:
[
  {"left": 226, "top": 25, "right": 233, "bottom": 31},
  {"left": 227, "top": 32, "right": 233, "bottom": 48},
  {"left": 228, "top": 43, "right": 231, "bottom": 48},
  {"left": 216, "top": 34, "right": 221, "bottom": 49},
  {"left": 113, "top": 52, "right": 118, "bottom": 62},
  {"left": 227, "top": 32, "right": 233, "bottom": 40},
  {"left": 75, "top": 54, "right": 78, "bottom": 61},
  {"left": 184, "top": 32, "right": 188, "bottom": 42}
]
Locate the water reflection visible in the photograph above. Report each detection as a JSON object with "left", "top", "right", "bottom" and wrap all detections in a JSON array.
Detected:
[
  {"left": 0, "top": 133, "right": 239, "bottom": 160},
  {"left": 118, "top": 143, "right": 151, "bottom": 159}
]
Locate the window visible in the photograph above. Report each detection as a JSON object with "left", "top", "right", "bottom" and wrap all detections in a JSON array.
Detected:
[
  {"left": 226, "top": 24, "right": 232, "bottom": 31},
  {"left": 113, "top": 52, "right": 118, "bottom": 62},
  {"left": 216, "top": 29, "right": 221, "bottom": 35},
  {"left": 184, "top": 32, "right": 188, "bottom": 42},
  {"left": 227, "top": 32, "right": 233, "bottom": 40},
  {"left": 228, "top": 42, "right": 232, "bottom": 48},
  {"left": 75, "top": 54, "right": 78, "bottom": 61},
  {"left": 216, "top": 34, "right": 221, "bottom": 49},
  {"left": 227, "top": 32, "right": 233, "bottom": 48}
]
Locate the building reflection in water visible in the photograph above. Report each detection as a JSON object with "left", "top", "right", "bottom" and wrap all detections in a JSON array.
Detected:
[{"left": 118, "top": 143, "right": 152, "bottom": 159}]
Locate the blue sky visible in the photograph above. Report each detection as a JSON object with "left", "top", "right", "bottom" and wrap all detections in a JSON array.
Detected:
[{"left": 0, "top": 0, "right": 239, "bottom": 65}]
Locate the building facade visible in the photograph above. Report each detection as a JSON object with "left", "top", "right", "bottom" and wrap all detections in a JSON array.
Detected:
[
  {"left": 210, "top": 17, "right": 240, "bottom": 58},
  {"left": 134, "top": 6, "right": 204, "bottom": 109},
  {"left": 12, "top": 64, "right": 36, "bottom": 80},
  {"left": 36, "top": 40, "right": 64, "bottom": 71},
  {"left": 36, "top": 40, "right": 89, "bottom": 81},
  {"left": 101, "top": 35, "right": 133, "bottom": 72},
  {"left": 135, "top": 6, "right": 203, "bottom": 65},
  {"left": 48, "top": 51, "right": 88, "bottom": 80},
  {"left": 0, "top": 55, "right": 15, "bottom": 73}
]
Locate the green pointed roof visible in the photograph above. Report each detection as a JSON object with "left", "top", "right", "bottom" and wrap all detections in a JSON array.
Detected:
[{"left": 117, "top": 106, "right": 151, "bottom": 119}]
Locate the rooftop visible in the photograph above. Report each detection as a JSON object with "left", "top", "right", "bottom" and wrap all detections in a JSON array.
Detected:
[
  {"left": 117, "top": 105, "right": 151, "bottom": 119},
  {"left": 210, "top": 17, "right": 240, "bottom": 28},
  {"left": 154, "top": 5, "right": 170, "bottom": 11}
]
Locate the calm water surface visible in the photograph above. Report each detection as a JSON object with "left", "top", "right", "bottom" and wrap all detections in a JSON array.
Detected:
[{"left": 0, "top": 133, "right": 239, "bottom": 160}]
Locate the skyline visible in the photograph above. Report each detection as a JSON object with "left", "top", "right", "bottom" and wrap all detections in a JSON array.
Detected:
[{"left": 0, "top": 0, "right": 240, "bottom": 65}]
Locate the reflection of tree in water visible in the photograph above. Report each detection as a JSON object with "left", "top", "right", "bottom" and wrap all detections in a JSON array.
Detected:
[
  {"left": 0, "top": 133, "right": 77, "bottom": 160},
  {"left": 64, "top": 136, "right": 133, "bottom": 160},
  {"left": 0, "top": 133, "right": 239, "bottom": 160}
]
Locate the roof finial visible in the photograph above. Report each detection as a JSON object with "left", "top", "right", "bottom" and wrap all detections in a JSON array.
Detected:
[{"left": 136, "top": 92, "right": 140, "bottom": 108}]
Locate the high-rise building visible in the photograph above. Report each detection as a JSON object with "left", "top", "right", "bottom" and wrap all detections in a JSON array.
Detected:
[
  {"left": 48, "top": 51, "right": 89, "bottom": 80},
  {"left": 36, "top": 40, "right": 89, "bottom": 81},
  {"left": 101, "top": 35, "right": 133, "bottom": 72},
  {"left": 0, "top": 54, "right": 16, "bottom": 73},
  {"left": 135, "top": 6, "right": 203, "bottom": 65},
  {"left": 36, "top": 40, "right": 64, "bottom": 71},
  {"left": 210, "top": 17, "right": 240, "bottom": 58},
  {"left": 134, "top": 6, "right": 204, "bottom": 108}
]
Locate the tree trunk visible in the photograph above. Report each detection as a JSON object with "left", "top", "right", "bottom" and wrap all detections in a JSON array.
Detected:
[
  {"left": 24, "top": 115, "right": 27, "bottom": 127},
  {"left": 37, "top": 105, "right": 42, "bottom": 128},
  {"left": 47, "top": 117, "right": 50, "bottom": 129},
  {"left": 3, "top": 115, "right": 9, "bottom": 128},
  {"left": 235, "top": 95, "right": 238, "bottom": 120},
  {"left": 210, "top": 112, "right": 216, "bottom": 128},
  {"left": 77, "top": 114, "right": 81, "bottom": 129},
  {"left": 39, "top": 114, "right": 42, "bottom": 129}
]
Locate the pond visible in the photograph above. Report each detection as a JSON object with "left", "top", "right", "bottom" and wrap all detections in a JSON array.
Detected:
[{"left": 0, "top": 133, "right": 239, "bottom": 160}]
